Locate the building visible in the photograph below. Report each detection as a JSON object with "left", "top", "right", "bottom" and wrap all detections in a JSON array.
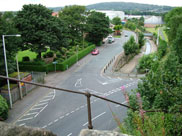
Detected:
[
  {"left": 95, "top": 10, "right": 125, "bottom": 20},
  {"left": 144, "top": 16, "right": 163, "bottom": 28}
]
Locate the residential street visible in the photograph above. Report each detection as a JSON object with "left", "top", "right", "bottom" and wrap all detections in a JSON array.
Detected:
[{"left": 11, "top": 30, "right": 140, "bottom": 136}]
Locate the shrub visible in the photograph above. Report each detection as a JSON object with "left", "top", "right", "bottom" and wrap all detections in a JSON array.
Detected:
[
  {"left": 43, "top": 51, "right": 54, "bottom": 58},
  {"left": 137, "top": 53, "right": 157, "bottom": 73},
  {"left": 22, "top": 56, "right": 30, "bottom": 61},
  {"left": 46, "top": 51, "right": 54, "bottom": 57},
  {"left": 0, "top": 95, "right": 8, "bottom": 120},
  {"left": 124, "top": 36, "right": 139, "bottom": 55},
  {"left": 157, "top": 38, "right": 168, "bottom": 59}
]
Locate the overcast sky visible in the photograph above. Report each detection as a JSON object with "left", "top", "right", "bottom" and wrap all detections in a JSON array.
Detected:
[{"left": 0, "top": 0, "right": 182, "bottom": 11}]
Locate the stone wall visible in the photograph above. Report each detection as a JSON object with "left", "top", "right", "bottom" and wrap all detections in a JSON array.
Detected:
[
  {"left": 0, "top": 121, "right": 56, "bottom": 136},
  {"left": 79, "top": 129, "right": 130, "bottom": 136}
]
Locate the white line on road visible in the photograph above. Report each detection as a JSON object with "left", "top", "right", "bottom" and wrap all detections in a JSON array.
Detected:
[
  {"left": 35, "top": 102, "right": 48, "bottom": 107},
  {"left": 17, "top": 117, "right": 34, "bottom": 122},
  {"left": 24, "top": 112, "right": 38, "bottom": 116},
  {"left": 19, "top": 123, "right": 25, "bottom": 126},
  {"left": 60, "top": 116, "right": 64, "bottom": 119},
  {"left": 42, "top": 125, "right": 47, "bottom": 128},
  {"left": 52, "top": 89, "right": 56, "bottom": 99},
  {"left": 82, "top": 112, "right": 106, "bottom": 126},
  {"left": 39, "top": 98, "right": 52, "bottom": 103},
  {"left": 54, "top": 119, "right": 59, "bottom": 123},
  {"left": 30, "top": 107, "right": 44, "bottom": 111},
  {"left": 48, "top": 122, "right": 53, "bottom": 126},
  {"left": 67, "top": 133, "right": 72, "bottom": 136},
  {"left": 75, "top": 78, "right": 82, "bottom": 87},
  {"left": 66, "top": 113, "right": 70, "bottom": 116},
  {"left": 44, "top": 95, "right": 54, "bottom": 98},
  {"left": 34, "top": 104, "right": 48, "bottom": 117}
]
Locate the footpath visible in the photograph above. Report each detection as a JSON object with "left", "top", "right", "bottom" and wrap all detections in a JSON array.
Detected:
[{"left": 103, "top": 38, "right": 157, "bottom": 78}]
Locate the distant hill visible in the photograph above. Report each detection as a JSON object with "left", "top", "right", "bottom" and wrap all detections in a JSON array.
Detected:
[
  {"left": 49, "top": 2, "right": 173, "bottom": 14},
  {"left": 86, "top": 2, "right": 173, "bottom": 13}
]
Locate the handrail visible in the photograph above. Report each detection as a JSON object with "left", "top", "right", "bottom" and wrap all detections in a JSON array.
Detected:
[{"left": 0, "top": 75, "right": 165, "bottom": 129}]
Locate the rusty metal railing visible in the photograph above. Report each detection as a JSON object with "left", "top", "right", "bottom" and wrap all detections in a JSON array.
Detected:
[{"left": 0, "top": 75, "right": 163, "bottom": 129}]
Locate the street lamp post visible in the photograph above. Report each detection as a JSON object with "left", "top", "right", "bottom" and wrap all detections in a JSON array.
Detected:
[
  {"left": 77, "top": 45, "right": 79, "bottom": 64},
  {"left": 2, "top": 34, "right": 21, "bottom": 108}
]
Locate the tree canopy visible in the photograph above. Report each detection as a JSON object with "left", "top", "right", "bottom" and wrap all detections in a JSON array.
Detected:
[
  {"left": 0, "top": 12, "right": 20, "bottom": 76},
  {"left": 112, "top": 17, "right": 121, "bottom": 25},
  {"left": 15, "top": 4, "right": 68, "bottom": 58},
  {"left": 86, "top": 11, "right": 110, "bottom": 45},
  {"left": 59, "top": 5, "right": 86, "bottom": 45}
]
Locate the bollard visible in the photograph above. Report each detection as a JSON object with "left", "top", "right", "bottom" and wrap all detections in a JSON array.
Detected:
[{"left": 85, "top": 92, "right": 93, "bottom": 129}]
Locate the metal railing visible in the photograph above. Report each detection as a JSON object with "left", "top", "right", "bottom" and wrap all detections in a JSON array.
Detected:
[{"left": 0, "top": 75, "right": 163, "bottom": 129}]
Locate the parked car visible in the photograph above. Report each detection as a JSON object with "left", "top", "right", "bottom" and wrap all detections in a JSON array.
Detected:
[
  {"left": 125, "top": 34, "right": 128, "bottom": 37},
  {"left": 108, "top": 36, "right": 115, "bottom": 43},
  {"left": 91, "top": 49, "right": 99, "bottom": 55}
]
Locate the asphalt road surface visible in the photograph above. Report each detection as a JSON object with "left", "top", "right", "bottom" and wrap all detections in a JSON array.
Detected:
[{"left": 15, "top": 30, "right": 140, "bottom": 136}]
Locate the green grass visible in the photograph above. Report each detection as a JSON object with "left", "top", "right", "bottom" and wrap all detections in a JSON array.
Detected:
[
  {"left": 17, "top": 50, "right": 37, "bottom": 61},
  {"left": 162, "top": 29, "right": 168, "bottom": 42},
  {"left": 113, "top": 35, "right": 121, "bottom": 38},
  {"left": 17, "top": 48, "right": 50, "bottom": 62},
  {"left": 145, "top": 28, "right": 158, "bottom": 34}
]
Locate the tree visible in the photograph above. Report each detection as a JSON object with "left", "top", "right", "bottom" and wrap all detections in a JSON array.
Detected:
[
  {"left": 138, "top": 32, "right": 145, "bottom": 48},
  {"left": 0, "top": 12, "right": 20, "bottom": 77},
  {"left": 112, "top": 17, "right": 121, "bottom": 25},
  {"left": 123, "top": 36, "right": 138, "bottom": 55},
  {"left": 114, "top": 25, "right": 123, "bottom": 35},
  {"left": 165, "top": 7, "right": 182, "bottom": 43},
  {"left": 59, "top": 5, "right": 86, "bottom": 46},
  {"left": 15, "top": 4, "right": 68, "bottom": 58},
  {"left": 86, "top": 11, "right": 110, "bottom": 45}
]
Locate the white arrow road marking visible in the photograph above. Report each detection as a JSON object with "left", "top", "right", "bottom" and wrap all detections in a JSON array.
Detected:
[
  {"left": 82, "top": 112, "right": 106, "bottom": 126},
  {"left": 75, "top": 78, "right": 82, "bottom": 87}
]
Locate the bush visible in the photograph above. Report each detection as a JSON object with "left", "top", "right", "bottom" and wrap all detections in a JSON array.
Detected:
[
  {"left": 124, "top": 36, "right": 139, "bottom": 55},
  {"left": 0, "top": 95, "right": 8, "bottom": 120},
  {"left": 137, "top": 53, "right": 157, "bottom": 73},
  {"left": 22, "top": 56, "right": 30, "bottom": 61},
  {"left": 157, "top": 38, "right": 168, "bottom": 59},
  {"left": 43, "top": 51, "right": 54, "bottom": 58}
]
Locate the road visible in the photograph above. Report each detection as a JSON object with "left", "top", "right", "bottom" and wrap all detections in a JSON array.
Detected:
[{"left": 15, "top": 30, "right": 140, "bottom": 136}]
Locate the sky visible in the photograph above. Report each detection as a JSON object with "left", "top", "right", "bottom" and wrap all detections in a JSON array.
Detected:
[{"left": 0, "top": 0, "right": 182, "bottom": 11}]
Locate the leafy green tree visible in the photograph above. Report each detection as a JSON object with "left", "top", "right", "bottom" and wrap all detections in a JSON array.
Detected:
[
  {"left": 138, "top": 32, "right": 145, "bottom": 48},
  {"left": 86, "top": 11, "right": 110, "bottom": 45},
  {"left": 125, "top": 22, "right": 136, "bottom": 31},
  {"left": 114, "top": 25, "right": 123, "bottom": 35},
  {"left": 165, "top": 7, "right": 182, "bottom": 43},
  {"left": 59, "top": 5, "right": 86, "bottom": 46},
  {"left": 112, "top": 17, "right": 121, "bottom": 25},
  {"left": 0, "top": 12, "right": 20, "bottom": 77},
  {"left": 15, "top": 4, "right": 68, "bottom": 58},
  {"left": 123, "top": 36, "right": 138, "bottom": 55}
]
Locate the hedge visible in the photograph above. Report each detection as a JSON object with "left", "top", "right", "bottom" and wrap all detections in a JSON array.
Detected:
[
  {"left": 0, "top": 95, "right": 8, "bottom": 120},
  {"left": 19, "top": 45, "right": 95, "bottom": 72}
]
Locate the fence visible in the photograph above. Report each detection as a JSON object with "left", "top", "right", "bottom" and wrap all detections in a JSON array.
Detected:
[
  {"left": 0, "top": 72, "right": 45, "bottom": 104},
  {"left": 0, "top": 75, "right": 163, "bottom": 129}
]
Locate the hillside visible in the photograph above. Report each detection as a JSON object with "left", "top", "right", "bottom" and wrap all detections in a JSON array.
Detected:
[{"left": 86, "top": 2, "right": 173, "bottom": 13}]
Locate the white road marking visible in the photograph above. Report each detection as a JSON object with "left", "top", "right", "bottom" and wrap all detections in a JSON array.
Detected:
[
  {"left": 67, "top": 133, "right": 72, "bottom": 136},
  {"left": 80, "top": 105, "right": 84, "bottom": 109},
  {"left": 82, "top": 112, "right": 106, "bottom": 126},
  {"left": 19, "top": 123, "right": 25, "bottom": 126},
  {"left": 66, "top": 113, "right": 70, "bottom": 116},
  {"left": 42, "top": 125, "right": 47, "bottom": 128},
  {"left": 35, "top": 102, "right": 48, "bottom": 107},
  {"left": 60, "top": 116, "right": 64, "bottom": 119},
  {"left": 17, "top": 117, "right": 34, "bottom": 122},
  {"left": 52, "top": 89, "right": 56, "bottom": 99},
  {"left": 54, "top": 119, "right": 59, "bottom": 123},
  {"left": 34, "top": 104, "right": 48, "bottom": 117},
  {"left": 71, "top": 111, "right": 75, "bottom": 114},
  {"left": 75, "top": 78, "right": 82, "bottom": 87},
  {"left": 24, "top": 112, "right": 38, "bottom": 116},
  {"left": 48, "top": 122, "right": 53, "bottom": 126},
  {"left": 30, "top": 107, "right": 44, "bottom": 111},
  {"left": 44, "top": 95, "right": 54, "bottom": 98},
  {"left": 39, "top": 98, "right": 52, "bottom": 103},
  {"left": 76, "top": 108, "right": 80, "bottom": 111}
]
